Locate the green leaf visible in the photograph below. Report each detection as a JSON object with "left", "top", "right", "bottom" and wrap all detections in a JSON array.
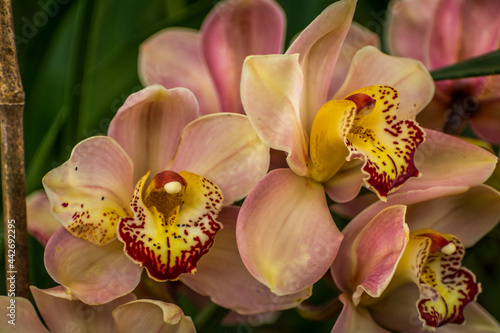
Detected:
[{"left": 431, "top": 50, "right": 500, "bottom": 81}]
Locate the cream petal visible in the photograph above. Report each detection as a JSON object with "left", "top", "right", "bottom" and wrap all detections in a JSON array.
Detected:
[
  {"left": 435, "top": 302, "right": 500, "bottom": 333},
  {"left": 42, "top": 136, "right": 133, "bottom": 245},
  {"left": 30, "top": 286, "right": 135, "bottom": 333},
  {"left": 328, "top": 22, "right": 380, "bottom": 98},
  {"left": 286, "top": 0, "right": 356, "bottom": 134},
  {"left": 180, "top": 206, "right": 311, "bottom": 314},
  {"left": 44, "top": 228, "right": 142, "bottom": 304},
  {"left": 201, "top": 0, "right": 285, "bottom": 114},
  {"left": 108, "top": 85, "right": 200, "bottom": 183},
  {"left": 400, "top": 130, "right": 497, "bottom": 193},
  {"left": 241, "top": 54, "right": 309, "bottom": 176},
  {"left": 331, "top": 294, "right": 391, "bottom": 333},
  {"left": 113, "top": 300, "right": 196, "bottom": 333},
  {"left": 406, "top": 185, "right": 500, "bottom": 248},
  {"left": 237, "top": 169, "right": 343, "bottom": 296},
  {"left": 168, "top": 113, "right": 270, "bottom": 204},
  {"left": 334, "top": 46, "right": 434, "bottom": 120},
  {"left": 138, "top": 28, "right": 220, "bottom": 115},
  {"left": 0, "top": 296, "right": 48, "bottom": 332}
]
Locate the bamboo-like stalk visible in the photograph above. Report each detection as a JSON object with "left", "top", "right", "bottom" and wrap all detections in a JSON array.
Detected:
[{"left": 0, "top": 0, "right": 29, "bottom": 299}]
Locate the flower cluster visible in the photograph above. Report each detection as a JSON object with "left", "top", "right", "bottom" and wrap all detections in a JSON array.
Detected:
[{"left": 5, "top": 0, "right": 500, "bottom": 332}]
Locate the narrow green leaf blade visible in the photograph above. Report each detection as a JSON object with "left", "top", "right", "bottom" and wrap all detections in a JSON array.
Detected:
[{"left": 431, "top": 50, "right": 500, "bottom": 81}]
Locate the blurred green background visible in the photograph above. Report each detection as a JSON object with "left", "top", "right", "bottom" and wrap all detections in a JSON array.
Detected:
[{"left": 1, "top": 0, "right": 499, "bottom": 332}]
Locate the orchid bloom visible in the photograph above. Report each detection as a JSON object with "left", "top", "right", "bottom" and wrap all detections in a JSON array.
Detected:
[
  {"left": 42, "top": 85, "right": 270, "bottom": 302},
  {"left": 236, "top": 0, "right": 436, "bottom": 296},
  {"left": 387, "top": 0, "right": 500, "bottom": 144},
  {"left": 237, "top": 0, "right": 500, "bottom": 297},
  {"left": 331, "top": 195, "right": 500, "bottom": 333},
  {"left": 39, "top": 84, "right": 306, "bottom": 314},
  {"left": 138, "top": 0, "right": 285, "bottom": 115},
  {"left": 0, "top": 286, "right": 195, "bottom": 333}
]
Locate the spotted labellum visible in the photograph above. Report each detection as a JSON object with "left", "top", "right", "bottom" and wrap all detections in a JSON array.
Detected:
[
  {"left": 118, "top": 170, "right": 224, "bottom": 281},
  {"left": 408, "top": 230, "right": 481, "bottom": 329}
]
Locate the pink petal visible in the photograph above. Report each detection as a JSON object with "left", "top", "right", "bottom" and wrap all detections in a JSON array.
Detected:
[
  {"left": 460, "top": 0, "right": 500, "bottom": 61},
  {"left": 427, "top": 0, "right": 463, "bottom": 70},
  {"left": 332, "top": 205, "right": 408, "bottom": 302},
  {"left": 331, "top": 186, "right": 469, "bottom": 220},
  {"left": 330, "top": 192, "right": 378, "bottom": 218},
  {"left": 399, "top": 129, "right": 497, "bottom": 193},
  {"left": 469, "top": 99, "right": 500, "bottom": 144},
  {"left": 138, "top": 28, "right": 220, "bottom": 115},
  {"left": 180, "top": 206, "right": 312, "bottom": 314},
  {"left": 30, "top": 286, "right": 135, "bottom": 333},
  {"left": 0, "top": 296, "right": 48, "bottom": 333},
  {"left": 334, "top": 46, "right": 434, "bottom": 120},
  {"left": 386, "top": 0, "right": 438, "bottom": 65},
  {"left": 44, "top": 228, "right": 142, "bottom": 304},
  {"left": 237, "top": 169, "right": 343, "bottom": 296},
  {"left": 113, "top": 300, "right": 196, "bottom": 333},
  {"left": 406, "top": 185, "right": 500, "bottom": 248},
  {"left": 201, "top": 0, "right": 285, "bottom": 114},
  {"left": 370, "top": 284, "right": 500, "bottom": 333},
  {"left": 169, "top": 113, "right": 270, "bottom": 204},
  {"left": 328, "top": 22, "right": 380, "bottom": 98},
  {"left": 42, "top": 136, "right": 133, "bottom": 245},
  {"left": 368, "top": 283, "right": 423, "bottom": 333},
  {"left": 331, "top": 294, "right": 390, "bottom": 333},
  {"left": 286, "top": 0, "right": 356, "bottom": 133},
  {"left": 324, "top": 161, "right": 365, "bottom": 203},
  {"left": 26, "top": 190, "right": 61, "bottom": 246},
  {"left": 108, "top": 85, "right": 200, "bottom": 183},
  {"left": 241, "top": 54, "right": 309, "bottom": 176}
]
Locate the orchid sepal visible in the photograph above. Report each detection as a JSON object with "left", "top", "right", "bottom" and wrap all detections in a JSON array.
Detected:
[{"left": 42, "top": 136, "right": 134, "bottom": 245}]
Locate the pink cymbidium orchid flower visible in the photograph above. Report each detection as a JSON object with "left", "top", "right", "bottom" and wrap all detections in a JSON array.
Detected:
[
  {"left": 387, "top": 0, "right": 500, "bottom": 144},
  {"left": 138, "top": 0, "right": 285, "bottom": 115},
  {"left": 331, "top": 200, "right": 500, "bottom": 333},
  {"left": 42, "top": 85, "right": 270, "bottom": 301},
  {"left": 236, "top": 0, "right": 498, "bottom": 297},
  {"left": 0, "top": 286, "right": 195, "bottom": 333},
  {"left": 39, "top": 84, "right": 307, "bottom": 314}
]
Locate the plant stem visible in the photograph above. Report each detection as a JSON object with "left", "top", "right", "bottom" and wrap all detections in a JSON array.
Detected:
[
  {"left": 296, "top": 296, "right": 343, "bottom": 321},
  {"left": 0, "top": 0, "right": 29, "bottom": 298},
  {"left": 194, "top": 302, "right": 230, "bottom": 333}
]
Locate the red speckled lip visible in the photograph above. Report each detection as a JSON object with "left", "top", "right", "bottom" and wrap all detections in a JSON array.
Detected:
[
  {"left": 411, "top": 231, "right": 481, "bottom": 329},
  {"left": 118, "top": 170, "right": 223, "bottom": 281},
  {"left": 344, "top": 85, "right": 425, "bottom": 199}
]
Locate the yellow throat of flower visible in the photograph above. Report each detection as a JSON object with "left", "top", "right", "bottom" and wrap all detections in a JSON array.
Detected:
[
  {"left": 308, "top": 85, "right": 425, "bottom": 200},
  {"left": 117, "top": 170, "right": 224, "bottom": 281}
]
